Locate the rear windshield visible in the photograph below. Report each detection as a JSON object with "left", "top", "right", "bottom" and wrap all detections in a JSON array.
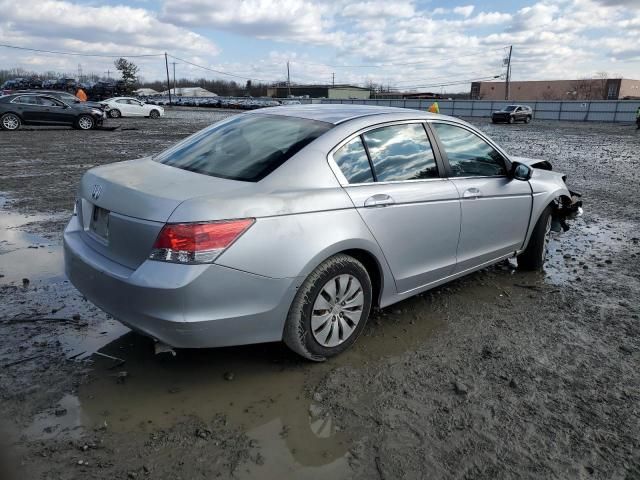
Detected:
[{"left": 154, "top": 114, "right": 332, "bottom": 182}]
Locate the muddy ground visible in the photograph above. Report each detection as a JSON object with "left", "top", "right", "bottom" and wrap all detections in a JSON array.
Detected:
[{"left": 0, "top": 109, "right": 638, "bottom": 479}]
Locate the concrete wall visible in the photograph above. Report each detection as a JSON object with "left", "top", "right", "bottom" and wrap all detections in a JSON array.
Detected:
[
  {"left": 303, "top": 98, "right": 640, "bottom": 123},
  {"left": 328, "top": 88, "right": 371, "bottom": 100}
]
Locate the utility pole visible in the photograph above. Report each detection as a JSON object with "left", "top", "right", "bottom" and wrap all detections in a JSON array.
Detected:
[
  {"left": 171, "top": 61, "right": 177, "bottom": 94},
  {"left": 164, "top": 52, "right": 173, "bottom": 106},
  {"left": 332, "top": 72, "right": 335, "bottom": 87},
  {"left": 286, "top": 61, "right": 291, "bottom": 97},
  {"left": 78, "top": 64, "right": 83, "bottom": 82},
  {"left": 504, "top": 45, "right": 513, "bottom": 101},
  {"left": 104, "top": 69, "right": 111, "bottom": 80}
]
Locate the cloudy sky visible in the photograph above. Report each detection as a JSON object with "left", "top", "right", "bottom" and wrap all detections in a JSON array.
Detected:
[{"left": 1, "top": 0, "right": 639, "bottom": 91}]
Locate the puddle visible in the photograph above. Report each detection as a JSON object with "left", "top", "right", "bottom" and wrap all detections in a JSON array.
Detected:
[{"left": 0, "top": 206, "right": 65, "bottom": 285}]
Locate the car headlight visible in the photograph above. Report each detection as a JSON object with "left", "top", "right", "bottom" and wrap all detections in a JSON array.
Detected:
[{"left": 91, "top": 108, "right": 102, "bottom": 115}]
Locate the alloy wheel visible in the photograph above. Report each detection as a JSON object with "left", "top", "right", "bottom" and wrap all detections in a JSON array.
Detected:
[
  {"left": 2, "top": 114, "right": 20, "bottom": 130},
  {"left": 311, "top": 274, "right": 364, "bottom": 348},
  {"left": 78, "top": 116, "right": 94, "bottom": 130}
]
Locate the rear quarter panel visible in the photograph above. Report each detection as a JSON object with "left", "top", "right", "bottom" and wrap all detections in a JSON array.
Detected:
[{"left": 216, "top": 208, "right": 397, "bottom": 307}]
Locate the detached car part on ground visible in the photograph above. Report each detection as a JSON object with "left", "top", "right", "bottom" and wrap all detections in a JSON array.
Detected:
[
  {"left": 0, "top": 93, "right": 104, "bottom": 131},
  {"left": 492, "top": 105, "right": 533, "bottom": 124},
  {"left": 64, "top": 105, "right": 582, "bottom": 361}
]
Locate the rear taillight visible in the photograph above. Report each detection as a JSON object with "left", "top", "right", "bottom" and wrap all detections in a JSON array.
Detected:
[{"left": 149, "top": 219, "right": 255, "bottom": 264}]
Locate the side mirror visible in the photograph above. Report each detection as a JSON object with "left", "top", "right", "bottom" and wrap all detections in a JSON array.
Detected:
[{"left": 511, "top": 162, "right": 533, "bottom": 181}]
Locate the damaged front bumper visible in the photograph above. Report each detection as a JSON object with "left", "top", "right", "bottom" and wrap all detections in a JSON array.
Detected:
[{"left": 553, "top": 190, "right": 583, "bottom": 232}]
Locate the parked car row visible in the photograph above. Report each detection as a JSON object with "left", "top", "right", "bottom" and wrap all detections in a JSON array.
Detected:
[
  {"left": 0, "top": 93, "right": 165, "bottom": 131},
  {"left": 1, "top": 78, "right": 128, "bottom": 100},
  {"left": 143, "top": 96, "right": 297, "bottom": 110}
]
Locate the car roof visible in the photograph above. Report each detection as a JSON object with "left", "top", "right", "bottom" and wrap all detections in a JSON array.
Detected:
[{"left": 248, "top": 104, "right": 445, "bottom": 125}]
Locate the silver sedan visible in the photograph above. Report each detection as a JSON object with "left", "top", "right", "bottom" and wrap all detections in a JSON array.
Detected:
[{"left": 64, "top": 105, "right": 581, "bottom": 360}]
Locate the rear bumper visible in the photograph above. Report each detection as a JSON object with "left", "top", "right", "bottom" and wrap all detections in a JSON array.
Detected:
[{"left": 63, "top": 215, "right": 299, "bottom": 348}]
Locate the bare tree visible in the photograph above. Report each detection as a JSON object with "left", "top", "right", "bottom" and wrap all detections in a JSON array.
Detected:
[{"left": 594, "top": 71, "right": 609, "bottom": 100}]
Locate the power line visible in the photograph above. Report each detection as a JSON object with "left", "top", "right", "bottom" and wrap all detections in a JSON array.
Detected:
[
  {"left": 0, "top": 43, "right": 164, "bottom": 58},
  {"left": 388, "top": 75, "right": 502, "bottom": 90},
  {"left": 166, "top": 54, "right": 275, "bottom": 83},
  {"left": 289, "top": 47, "right": 506, "bottom": 68}
]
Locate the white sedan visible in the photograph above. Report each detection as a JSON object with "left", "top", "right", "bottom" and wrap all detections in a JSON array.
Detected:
[{"left": 101, "top": 97, "right": 164, "bottom": 119}]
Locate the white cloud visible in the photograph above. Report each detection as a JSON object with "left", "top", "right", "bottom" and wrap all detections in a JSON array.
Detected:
[
  {"left": 1, "top": 0, "right": 639, "bottom": 91},
  {"left": 342, "top": 1, "right": 415, "bottom": 18},
  {"left": 453, "top": 5, "right": 475, "bottom": 18}
]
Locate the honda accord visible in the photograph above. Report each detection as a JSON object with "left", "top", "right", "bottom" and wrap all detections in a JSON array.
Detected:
[{"left": 64, "top": 105, "right": 581, "bottom": 360}]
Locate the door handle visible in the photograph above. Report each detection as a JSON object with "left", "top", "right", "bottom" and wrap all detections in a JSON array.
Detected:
[
  {"left": 364, "top": 194, "right": 395, "bottom": 208},
  {"left": 462, "top": 188, "right": 481, "bottom": 199}
]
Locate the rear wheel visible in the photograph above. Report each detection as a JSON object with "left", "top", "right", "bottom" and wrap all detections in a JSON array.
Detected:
[
  {"left": 518, "top": 205, "right": 553, "bottom": 271},
  {"left": 149, "top": 109, "right": 160, "bottom": 119},
  {"left": 109, "top": 108, "right": 121, "bottom": 118},
  {"left": 76, "top": 115, "right": 95, "bottom": 130},
  {"left": 284, "top": 254, "right": 372, "bottom": 361},
  {"left": 1, "top": 113, "right": 21, "bottom": 131}
]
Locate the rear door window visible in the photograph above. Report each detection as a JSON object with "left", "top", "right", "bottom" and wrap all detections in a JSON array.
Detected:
[
  {"left": 38, "top": 97, "right": 64, "bottom": 107},
  {"left": 333, "top": 137, "right": 374, "bottom": 184},
  {"left": 13, "top": 96, "right": 39, "bottom": 105},
  {"left": 362, "top": 123, "right": 438, "bottom": 182},
  {"left": 432, "top": 123, "right": 506, "bottom": 177},
  {"left": 155, "top": 114, "right": 332, "bottom": 182}
]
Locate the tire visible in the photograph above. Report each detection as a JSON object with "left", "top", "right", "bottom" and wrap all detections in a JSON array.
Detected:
[
  {"left": 149, "top": 109, "right": 160, "bottom": 119},
  {"left": 508, "top": 116, "right": 515, "bottom": 124},
  {"left": 518, "top": 205, "right": 553, "bottom": 271},
  {"left": 283, "top": 254, "right": 373, "bottom": 361},
  {"left": 1, "top": 113, "right": 21, "bottom": 131},
  {"left": 524, "top": 116, "right": 531, "bottom": 124},
  {"left": 76, "top": 115, "right": 95, "bottom": 130},
  {"left": 109, "top": 109, "right": 121, "bottom": 118}
]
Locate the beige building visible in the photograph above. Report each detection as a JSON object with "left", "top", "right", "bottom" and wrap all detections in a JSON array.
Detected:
[
  {"left": 267, "top": 85, "right": 371, "bottom": 99},
  {"left": 470, "top": 78, "right": 640, "bottom": 101}
]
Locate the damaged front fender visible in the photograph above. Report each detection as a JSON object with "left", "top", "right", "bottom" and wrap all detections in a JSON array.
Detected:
[{"left": 552, "top": 190, "right": 583, "bottom": 232}]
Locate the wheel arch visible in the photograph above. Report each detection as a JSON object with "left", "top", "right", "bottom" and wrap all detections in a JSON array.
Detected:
[
  {"left": 521, "top": 188, "right": 571, "bottom": 251},
  {"left": 296, "top": 240, "right": 395, "bottom": 309}
]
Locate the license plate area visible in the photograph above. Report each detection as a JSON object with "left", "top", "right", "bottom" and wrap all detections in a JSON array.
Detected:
[{"left": 89, "top": 205, "right": 110, "bottom": 243}]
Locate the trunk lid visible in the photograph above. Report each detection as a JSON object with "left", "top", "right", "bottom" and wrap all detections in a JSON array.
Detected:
[{"left": 78, "top": 157, "right": 252, "bottom": 269}]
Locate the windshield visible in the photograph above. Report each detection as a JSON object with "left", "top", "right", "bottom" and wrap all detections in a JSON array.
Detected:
[
  {"left": 504, "top": 106, "right": 518, "bottom": 112},
  {"left": 154, "top": 114, "right": 332, "bottom": 182}
]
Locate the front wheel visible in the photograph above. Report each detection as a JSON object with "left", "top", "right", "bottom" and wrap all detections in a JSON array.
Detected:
[
  {"left": 508, "top": 116, "right": 515, "bottom": 124},
  {"left": 1, "top": 113, "right": 21, "bottom": 131},
  {"left": 524, "top": 115, "right": 531, "bottom": 124},
  {"left": 76, "top": 115, "right": 95, "bottom": 130},
  {"left": 283, "top": 254, "right": 373, "bottom": 361},
  {"left": 109, "top": 109, "right": 121, "bottom": 118},
  {"left": 149, "top": 109, "right": 160, "bottom": 119},
  {"left": 518, "top": 205, "right": 553, "bottom": 271}
]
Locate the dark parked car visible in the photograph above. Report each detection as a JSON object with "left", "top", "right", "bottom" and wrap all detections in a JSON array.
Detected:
[
  {"left": 491, "top": 105, "right": 533, "bottom": 124},
  {"left": 0, "top": 93, "right": 104, "bottom": 131},
  {"left": 13, "top": 90, "right": 105, "bottom": 110}
]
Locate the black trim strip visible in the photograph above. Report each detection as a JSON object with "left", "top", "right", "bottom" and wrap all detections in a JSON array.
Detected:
[{"left": 359, "top": 133, "right": 378, "bottom": 182}]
